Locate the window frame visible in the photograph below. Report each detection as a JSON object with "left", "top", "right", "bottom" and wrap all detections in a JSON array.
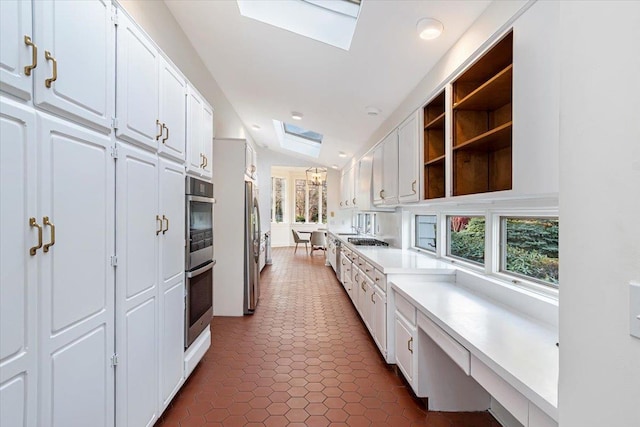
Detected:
[
  {"left": 293, "top": 174, "right": 327, "bottom": 225},
  {"left": 445, "top": 214, "right": 487, "bottom": 268},
  {"left": 413, "top": 214, "right": 438, "bottom": 253},
  {"left": 270, "top": 176, "right": 287, "bottom": 224},
  {"left": 496, "top": 214, "right": 559, "bottom": 290}
]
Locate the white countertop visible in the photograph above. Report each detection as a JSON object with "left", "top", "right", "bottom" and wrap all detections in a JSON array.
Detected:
[
  {"left": 330, "top": 233, "right": 456, "bottom": 275},
  {"left": 391, "top": 280, "right": 558, "bottom": 420}
]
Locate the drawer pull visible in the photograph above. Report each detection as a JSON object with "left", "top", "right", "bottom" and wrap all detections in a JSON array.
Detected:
[{"left": 371, "top": 293, "right": 375, "bottom": 303}]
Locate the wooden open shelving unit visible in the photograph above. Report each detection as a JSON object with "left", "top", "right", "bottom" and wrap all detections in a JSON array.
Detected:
[
  {"left": 453, "top": 31, "right": 513, "bottom": 196},
  {"left": 423, "top": 90, "right": 446, "bottom": 199}
]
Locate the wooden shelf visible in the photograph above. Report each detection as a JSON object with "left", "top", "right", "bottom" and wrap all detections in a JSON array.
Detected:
[
  {"left": 424, "top": 112, "right": 445, "bottom": 129},
  {"left": 453, "top": 65, "right": 512, "bottom": 111},
  {"left": 425, "top": 154, "right": 445, "bottom": 166},
  {"left": 454, "top": 121, "right": 512, "bottom": 152}
]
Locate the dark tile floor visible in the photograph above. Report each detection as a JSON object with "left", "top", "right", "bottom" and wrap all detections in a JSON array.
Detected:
[{"left": 155, "top": 247, "right": 500, "bottom": 427}]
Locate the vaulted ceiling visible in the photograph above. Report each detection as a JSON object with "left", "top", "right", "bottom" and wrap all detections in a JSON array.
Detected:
[{"left": 164, "top": 0, "right": 491, "bottom": 167}]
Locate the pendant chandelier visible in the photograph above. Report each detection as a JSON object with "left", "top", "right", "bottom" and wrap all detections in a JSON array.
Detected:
[{"left": 306, "top": 167, "right": 327, "bottom": 186}]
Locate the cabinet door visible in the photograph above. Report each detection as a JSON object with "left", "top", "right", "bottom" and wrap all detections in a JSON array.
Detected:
[
  {"left": 350, "top": 165, "right": 357, "bottom": 208},
  {"left": 159, "top": 158, "right": 185, "bottom": 285},
  {"left": 395, "top": 315, "right": 415, "bottom": 385},
  {"left": 372, "top": 289, "right": 386, "bottom": 355},
  {"left": 0, "top": 0, "right": 33, "bottom": 100},
  {"left": 201, "top": 103, "right": 213, "bottom": 180},
  {"left": 356, "top": 154, "right": 373, "bottom": 211},
  {"left": 382, "top": 131, "right": 399, "bottom": 205},
  {"left": 186, "top": 86, "right": 203, "bottom": 175},
  {"left": 37, "top": 113, "right": 115, "bottom": 427},
  {"left": 0, "top": 99, "right": 37, "bottom": 427},
  {"left": 398, "top": 113, "right": 419, "bottom": 203},
  {"left": 160, "top": 277, "right": 185, "bottom": 409},
  {"left": 115, "top": 143, "right": 159, "bottom": 427},
  {"left": 116, "top": 12, "right": 159, "bottom": 150},
  {"left": 362, "top": 277, "right": 374, "bottom": 332},
  {"left": 34, "top": 0, "right": 115, "bottom": 133},
  {"left": 372, "top": 145, "right": 384, "bottom": 204},
  {"left": 158, "top": 57, "right": 186, "bottom": 162}
]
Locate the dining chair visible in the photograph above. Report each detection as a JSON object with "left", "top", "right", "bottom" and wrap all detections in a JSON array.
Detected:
[
  {"left": 310, "top": 231, "right": 326, "bottom": 255},
  {"left": 291, "top": 229, "right": 310, "bottom": 254}
]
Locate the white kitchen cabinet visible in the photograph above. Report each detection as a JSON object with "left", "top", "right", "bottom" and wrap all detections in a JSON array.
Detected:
[
  {"left": 356, "top": 154, "right": 373, "bottom": 211},
  {"left": 115, "top": 143, "right": 159, "bottom": 427},
  {"left": 0, "top": 0, "right": 115, "bottom": 133},
  {"left": 117, "top": 12, "right": 187, "bottom": 161},
  {"left": 186, "top": 85, "right": 213, "bottom": 179},
  {"left": 371, "top": 286, "right": 387, "bottom": 355},
  {"left": 0, "top": 99, "right": 37, "bottom": 427},
  {"left": 33, "top": 0, "right": 115, "bottom": 133},
  {"left": 0, "top": 0, "right": 33, "bottom": 100},
  {"left": 382, "top": 130, "right": 399, "bottom": 205},
  {"left": 340, "top": 166, "right": 356, "bottom": 209},
  {"left": 372, "top": 144, "right": 384, "bottom": 205},
  {"left": 158, "top": 157, "right": 186, "bottom": 409},
  {"left": 398, "top": 111, "right": 420, "bottom": 203},
  {"left": 158, "top": 57, "right": 187, "bottom": 162},
  {"left": 38, "top": 112, "right": 115, "bottom": 427},
  {"left": 395, "top": 313, "right": 417, "bottom": 386},
  {"left": 115, "top": 146, "right": 185, "bottom": 425}
]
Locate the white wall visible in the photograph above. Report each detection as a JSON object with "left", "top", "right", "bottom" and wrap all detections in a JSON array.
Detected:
[
  {"left": 558, "top": 2, "right": 640, "bottom": 426},
  {"left": 118, "top": 0, "right": 246, "bottom": 139}
]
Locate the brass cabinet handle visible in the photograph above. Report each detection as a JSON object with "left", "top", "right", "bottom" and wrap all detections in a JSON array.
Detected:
[
  {"left": 412, "top": 180, "right": 417, "bottom": 194},
  {"left": 156, "top": 120, "right": 163, "bottom": 140},
  {"left": 341, "top": 259, "right": 346, "bottom": 265},
  {"left": 361, "top": 282, "right": 366, "bottom": 291},
  {"left": 408, "top": 337, "right": 413, "bottom": 354},
  {"left": 43, "top": 216, "right": 55, "bottom": 253},
  {"left": 199, "top": 153, "right": 204, "bottom": 168},
  {"left": 346, "top": 199, "right": 349, "bottom": 206},
  {"left": 379, "top": 189, "right": 385, "bottom": 199},
  {"left": 44, "top": 51, "right": 57, "bottom": 88},
  {"left": 375, "top": 277, "right": 379, "bottom": 282},
  {"left": 162, "top": 215, "right": 169, "bottom": 234},
  {"left": 156, "top": 215, "right": 162, "bottom": 235},
  {"left": 24, "top": 35, "right": 37, "bottom": 76},
  {"left": 29, "top": 217, "right": 43, "bottom": 256},
  {"left": 339, "top": 202, "right": 343, "bottom": 207},
  {"left": 203, "top": 155, "right": 208, "bottom": 169},
  {"left": 353, "top": 198, "right": 356, "bottom": 205},
  {"left": 371, "top": 293, "right": 375, "bottom": 303},
  {"left": 162, "top": 123, "right": 169, "bottom": 144}
]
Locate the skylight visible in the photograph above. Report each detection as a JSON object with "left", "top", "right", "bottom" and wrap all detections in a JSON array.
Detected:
[
  {"left": 237, "top": 0, "right": 362, "bottom": 51},
  {"left": 273, "top": 120, "right": 324, "bottom": 158}
]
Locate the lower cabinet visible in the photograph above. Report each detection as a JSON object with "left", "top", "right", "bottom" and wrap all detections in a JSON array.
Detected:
[
  {"left": 350, "top": 261, "right": 387, "bottom": 358},
  {"left": 115, "top": 142, "right": 185, "bottom": 426},
  {"left": 394, "top": 313, "right": 417, "bottom": 386}
]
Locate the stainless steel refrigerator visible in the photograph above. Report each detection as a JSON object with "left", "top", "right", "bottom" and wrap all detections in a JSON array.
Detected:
[{"left": 244, "top": 180, "right": 261, "bottom": 314}]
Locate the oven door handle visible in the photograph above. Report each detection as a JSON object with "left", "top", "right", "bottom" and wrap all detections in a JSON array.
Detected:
[
  {"left": 187, "top": 195, "right": 216, "bottom": 204},
  {"left": 186, "top": 260, "right": 216, "bottom": 278}
]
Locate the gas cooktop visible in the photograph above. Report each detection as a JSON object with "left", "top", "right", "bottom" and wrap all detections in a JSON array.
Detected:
[{"left": 347, "top": 237, "right": 389, "bottom": 247}]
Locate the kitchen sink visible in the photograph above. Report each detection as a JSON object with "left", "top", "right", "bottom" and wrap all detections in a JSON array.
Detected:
[{"left": 347, "top": 237, "right": 389, "bottom": 247}]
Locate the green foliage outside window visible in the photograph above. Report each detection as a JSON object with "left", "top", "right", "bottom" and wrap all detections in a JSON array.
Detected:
[
  {"left": 449, "top": 217, "right": 485, "bottom": 264},
  {"left": 504, "top": 218, "right": 559, "bottom": 285}
]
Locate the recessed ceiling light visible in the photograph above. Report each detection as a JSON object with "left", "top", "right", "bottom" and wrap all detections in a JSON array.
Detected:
[
  {"left": 338, "top": 151, "right": 347, "bottom": 158},
  {"left": 332, "top": 164, "right": 339, "bottom": 169},
  {"left": 291, "top": 112, "right": 303, "bottom": 120},
  {"left": 365, "top": 106, "right": 381, "bottom": 116},
  {"left": 252, "top": 124, "right": 261, "bottom": 130},
  {"left": 417, "top": 18, "right": 444, "bottom": 40}
]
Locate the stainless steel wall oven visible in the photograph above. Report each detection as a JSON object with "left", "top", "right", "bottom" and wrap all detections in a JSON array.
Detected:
[{"left": 185, "top": 177, "right": 215, "bottom": 348}]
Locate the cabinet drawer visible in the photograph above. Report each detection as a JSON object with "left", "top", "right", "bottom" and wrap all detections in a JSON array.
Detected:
[
  {"left": 363, "top": 261, "right": 374, "bottom": 278},
  {"left": 470, "top": 355, "right": 528, "bottom": 426},
  {"left": 373, "top": 269, "right": 386, "bottom": 291},
  {"left": 394, "top": 292, "right": 416, "bottom": 325},
  {"left": 417, "top": 312, "right": 470, "bottom": 375}
]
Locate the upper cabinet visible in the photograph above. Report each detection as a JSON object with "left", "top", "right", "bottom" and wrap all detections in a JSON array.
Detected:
[
  {"left": 1, "top": 0, "right": 115, "bottom": 133},
  {"left": 423, "top": 90, "right": 446, "bottom": 199},
  {"left": 116, "top": 12, "right": 186, "bottom": 162},
  {"left": 340, "top": 165, "right": 357, "bottom": 209},
  {"left": 398, "top": 111, "right": 420, "bottom": 203},
  {"left": 356, "top": 154, "right": 373, "bottom": 211},
  {"left": 186, "top": 84, "right": 213, "bottom": 180},
  {"left": 382, "top": 131, "right": 399, "bottom": 206},
  {"left": 452, "top": 32, "right": 513, "bottom": 196}
]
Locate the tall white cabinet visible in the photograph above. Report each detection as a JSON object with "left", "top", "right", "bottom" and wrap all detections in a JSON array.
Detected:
[{"left": 1, "top": 2, "right": 211, "bottom": 427}]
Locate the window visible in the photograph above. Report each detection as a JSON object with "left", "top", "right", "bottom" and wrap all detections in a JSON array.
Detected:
[
  {"left": 270, "top": 177, "right": 286, "bottom": 223},
  {"left": 415, "top": 215, "right": 437, "bottom": 252},
  {"left": 355, "top": 213, "right": 375, "bottom": 235},
  {"left": 447, "top": 216, "right": 485, "bottom": 265},
  {"left": 283, "top": 123, "right": 323, "bottom": 143},
  {"left": 501, "top": 217, "right": 559, "bottom": 286},
  {"left": 295, "top": 179, "right": 307, "bottom": 223},
  {"left": 294, "top": 178, "right": 327, "bottom": 224}
]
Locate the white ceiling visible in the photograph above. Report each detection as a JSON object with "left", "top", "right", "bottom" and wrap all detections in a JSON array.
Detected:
[{"left": 164, "top": 0, "right": 491, "bottom": 168}]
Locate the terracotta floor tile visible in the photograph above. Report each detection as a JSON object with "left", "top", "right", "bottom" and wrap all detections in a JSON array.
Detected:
[{"left": 154, "top": 247, "right": 500, "bottom": 427}]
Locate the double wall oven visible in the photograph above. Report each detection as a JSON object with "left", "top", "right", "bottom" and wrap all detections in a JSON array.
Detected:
[{"left": 185, "top": 177, "right": 215, "bottom": 348}]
